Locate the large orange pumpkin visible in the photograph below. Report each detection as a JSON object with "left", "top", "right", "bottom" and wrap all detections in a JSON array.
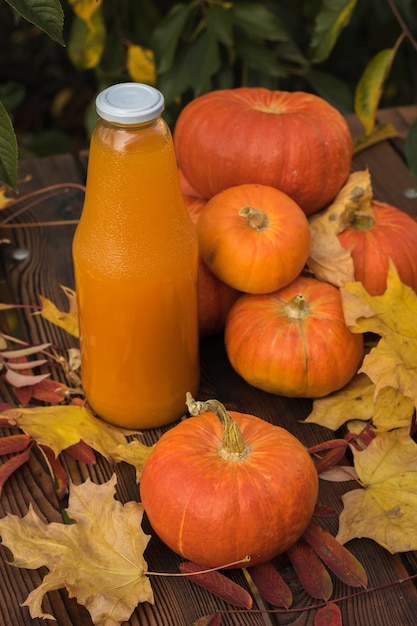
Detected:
[
  {"left": 174, "top": 88, "right": 352, "bottom": 215},
  {"left": 337, "top": 200, "right": 417, "bottom": 295},
  {"left": 196, "top": 183, "right": 311, "bottom": 294},
  {"left": 224, "top": 275, "right": 364, "bottom": 398},
  {"left": 183, "top": 194, "right": 240, "bottom": 337},
  {"left": 140, "top": 395, "right": 318, "bottom": 569}
]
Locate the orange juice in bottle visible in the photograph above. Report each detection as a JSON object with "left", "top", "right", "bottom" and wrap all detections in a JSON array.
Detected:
[{"left": 72, "top": 83, "right": 199, "bottom": 429}]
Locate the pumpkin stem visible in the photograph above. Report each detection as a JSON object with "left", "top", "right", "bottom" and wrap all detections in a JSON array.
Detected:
[
  {"left": 283, "top": 294, "right": 310, "bottom": 320},
  {"left": 239, "top": 206, "right": 269, "bottom": 231},
  {"left": 186, "top": 392, "right": 250, "bottom": 461},
  {"left": 348, "top": 208, "right": 375, "bottom": 230}
]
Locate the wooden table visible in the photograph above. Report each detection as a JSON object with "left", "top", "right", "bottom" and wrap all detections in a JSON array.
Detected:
[{"left": 0, "top": 106, "right": 417, "bottom": 626}]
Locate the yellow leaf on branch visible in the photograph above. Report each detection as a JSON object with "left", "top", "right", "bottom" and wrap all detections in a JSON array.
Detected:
[
  {"left": 0, "top": 475, "right": 154, "bottom": 624},
  {"left": 127, "top": 44, "right": 156, "bottom": 85},
  {"left": 336, "top": 428, "right": 417, "bottom": 553},
  {"left": 1, "top": 404, "right": 153, "bottom": 479}
]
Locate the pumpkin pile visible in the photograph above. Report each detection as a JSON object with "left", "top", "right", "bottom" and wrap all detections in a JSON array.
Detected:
[{"left": 177, "top": 86, "right": 366, "bottom": 398}]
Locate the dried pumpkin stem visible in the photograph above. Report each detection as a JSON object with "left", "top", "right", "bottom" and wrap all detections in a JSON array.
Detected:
[
  {"left": 239, "top": 206, "right": 269, "bottom": 231},
  {"left": 348, "top": 208, "right": 375, "bottom": 230},
  {"left": 283, "top": 294, "right": 310, "bottom": 320},
  {"left": 186, "top": 392, "right": 250, "bottom": 461}
]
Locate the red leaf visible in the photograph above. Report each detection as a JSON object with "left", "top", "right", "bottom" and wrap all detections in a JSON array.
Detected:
[
  {"left": 0, "top": 449, "right": 31, "bottom": 494},
  {"left": 308, "top": 439, "right": 348, "bottom": 454},
  {"left": 248, "top": 562, "right": 292, "bottom": 608},
  {"left": 313, "top": 503, "right": 337, "bottom": 518},
  {"left": 193, "top": 614, "right": 222, "bottom": 626},
  {"left": 303, "top": 523, "right": 368, "bottom": 588},
  {"left": 12, "top": 384, "right": 33, "bottom": 405},
  {"left": 315, "top": 446, "right": 348, "bottom": 474},
  {"left": 32, "top": 378, "right": 70, "bottom": 403},
  {"left": 314, "top": 602, "right": 342, "bottom": 626},
  {"left": 39, "top": 445, "right": 68, "bottom": 500},
  {"left": 0, "top": 434, "right": 32, "bottom": 455},
  {"left": 286, "top": 540, "right": 333, "bottom": 600},
  {"left": 65, "top": 440, "right": 97, "bottom": 465},
  {"left": 179, "top": 561, "right": 253, "bottom": 609}
]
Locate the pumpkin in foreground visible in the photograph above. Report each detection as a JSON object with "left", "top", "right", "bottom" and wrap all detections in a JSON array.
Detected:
[
  {"left": 140, "top": 395, "right": 319, "bottom": 569},
  {"left": 174, "top": 87, "right": 353, "bottom": 215},
  {"left": 196, "top": 183, "right": 312, "bottom": 294},
  {"left": 225, "top": 275, "right": 364, "bottom": 398}
]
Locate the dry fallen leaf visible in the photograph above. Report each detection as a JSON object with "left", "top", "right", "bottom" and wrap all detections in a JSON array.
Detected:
[
  {"left": 307, "top": 170, "right": 373, "bottom": 286},
  {"left": 37, "top": 285, "right": 79, "bottom": 338},
  {"left": 0, "top": 475, "right": 154, "bottom": 625},
  {"left": 336, "top": 427, "right": 417, "bottom": 553},
  {"left": 1, "top": 404, "right": 153, "bottom": 479},
  {"left": 341, "top": 263, "right": 417, "bottom": 410},
  {"left": 305, "top": 373, "right": 414, "bottom": 433}
]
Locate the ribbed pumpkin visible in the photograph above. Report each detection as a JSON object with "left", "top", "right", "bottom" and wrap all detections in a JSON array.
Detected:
[
  {"left": 140, "top": 395, "right": 319, "bottom": 569},
  {"left": 224, "top": 275, "right": 364, "bottom": 398},
  {"left": 174, "top": 87, "right": 352, "bottom": 215},
  {"left": 337, "top": 200, "right": 417, "bottom": 295},
  {"left": 196, "top": 183, "right": 311, "bottom": 294},
  {"left": 183, "top": 194, "right": 240, "bottom": 337}
]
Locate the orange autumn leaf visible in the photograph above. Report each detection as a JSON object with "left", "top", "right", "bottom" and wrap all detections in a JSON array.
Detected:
[{"left": 0, "top": 475, "right": 154, "bottom": 624}]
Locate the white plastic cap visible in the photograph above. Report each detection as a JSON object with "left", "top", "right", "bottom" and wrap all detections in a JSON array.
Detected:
[{"left": 95, "top": 83, "right": 165, "bottom": 124}]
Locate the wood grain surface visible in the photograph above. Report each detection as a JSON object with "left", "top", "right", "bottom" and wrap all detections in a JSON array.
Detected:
[{"left": 0, "top": 106, "right": 416, "bottom": 626}]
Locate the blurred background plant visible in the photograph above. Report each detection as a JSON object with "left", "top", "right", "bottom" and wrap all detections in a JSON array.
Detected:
[{"left": 1, "top": 0, "right": 417, "bottom": 191}]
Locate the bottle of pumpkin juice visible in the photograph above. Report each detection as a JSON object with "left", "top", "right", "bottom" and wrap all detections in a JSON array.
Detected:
[{"left": 72, "top": 83, "right": 199, "bottom": 429}]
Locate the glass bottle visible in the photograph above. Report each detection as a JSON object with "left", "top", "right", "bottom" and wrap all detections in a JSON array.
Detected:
[{"left": 72, "top": 83, "right": 199, "bottom": 429}]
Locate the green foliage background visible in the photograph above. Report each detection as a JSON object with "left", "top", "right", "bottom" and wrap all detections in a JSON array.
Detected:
[{"left": 1, "top": 0, "right": 417, "bottom": 190}]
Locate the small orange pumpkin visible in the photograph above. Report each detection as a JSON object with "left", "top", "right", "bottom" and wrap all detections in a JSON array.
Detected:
[
  {"left": 196, "top": 183, "right": 311, "bottom": 294},
  {"left": 224, "top": 275, "right": 364, "bottom": 398},
  {"left": 183, "top": 194, "right": 240, "bottom": 337},
  {"left": 140, "top": 394, "right": 319, "bottom": 569},
  {"left": 337, "top": 200, "right": 417, "bottom": 295}
]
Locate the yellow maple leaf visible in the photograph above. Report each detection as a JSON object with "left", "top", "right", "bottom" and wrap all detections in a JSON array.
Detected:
[
  {"left": 0, "top": 475, "right": 154, "bottom": 624},
  {"left": 341, "top": 263, "right": 417, "bottom": 409},
  {"left": 37, "top": 285, "right": 79, "bottom": 338},
  {"left": 2, "top": 404, "right": 153, "bottom": 479},
  {"left": 336, "top": 428, "right": 417, "bottom": 553},
  {"left": 305, "top": 373, "right": 415, "bottom": 433}
]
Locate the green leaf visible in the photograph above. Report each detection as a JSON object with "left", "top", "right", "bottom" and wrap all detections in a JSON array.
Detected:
[
  {"left": 186, "top": 30, "right": 221, "bottom": 97},
  {"left": 151, "top": 3, "right": 191, "bottom": 74},
  {"left": 404, "top": 118, "right": 417, "bottom": 189},
  {"left": 235, "top": 38, "right": 285, "bottom": 78},
  {"left": 0, "top": 101, "right": 18, "bottom": 191},
  {"left": 354, "top": 48, "right": 396, "bottom": 135},
  {"left": 207, "top": 4, "right": 233, "bottom": 47},
  {"left": 304, "top": 69, "right": 353, "bottom": 113},
  {"left": 5, "top": 0, "right": 65, "bottom": 46},
  {"left": 309, "top": 0, "right": 358, "bottom": 63},
  {"left": 230, "top": 2, "right": 290, "bottom": 42}
]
